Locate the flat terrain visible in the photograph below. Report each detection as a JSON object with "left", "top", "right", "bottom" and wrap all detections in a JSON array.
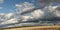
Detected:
[{"left": 1, "top": 26, "right": 60, "bottom": 30}]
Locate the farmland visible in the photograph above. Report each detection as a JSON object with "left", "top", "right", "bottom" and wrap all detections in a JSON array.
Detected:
[{"left": 1, "top": 26, "right": 60, "bottom": 30}]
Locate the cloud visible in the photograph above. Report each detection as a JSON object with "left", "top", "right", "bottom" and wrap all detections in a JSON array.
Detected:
[
  {"left": 0, "top": 0, "right": 3, "bottom": 4},
  {"left": 0, "top": 2, "right": 36, "bottom": 24},
  {"left": 0, "top": 13, "right": 6, "bottom": 19},
  {"left": 54, "top": 6, "right": 60, "bottom": 17},
  {"left": 15, "top": 2, "right": 45, "bottom": 21},
  {"left": 0, "top": 13, "right": 15, "bottom": 23},
  {"left": 31, "top": 9, "right": 44, "bottom": 19},
  {"left": 0, "top": 2, "right": 60, "bottom": 27},
  {"left": 0, "top": 13, "right": 18, "bottom": 25},
  {"left": 16, "top": 2, "right": 35, "bottom": 13},
  {"left": 6, "top": 13, "right": 14, "bottom": 19},
  {"left": 21, "top": 16, "right": 33, "bottom": 21},
  {"left": 0, "top": 13, "right": 6, "bottom": 23},
  {"left": 0, "top": 2, "right": 58, "bottom": 23},
  {"left": 1, "top": 18, "right": 18, "bottom": 24}
]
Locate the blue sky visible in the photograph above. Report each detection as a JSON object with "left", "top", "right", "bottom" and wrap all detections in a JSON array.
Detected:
[
  {"left": 0, "top": 0, "right": 59, "bottom": 13},
  {"left": 0, "top": 0, "right": 38, "bottom": 13}
]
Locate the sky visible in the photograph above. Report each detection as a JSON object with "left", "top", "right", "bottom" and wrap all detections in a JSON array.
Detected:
[
  {"left": 0, "top": 0, "right": 60, "bottom": 26},
  {"left": 0, "top": 0, "right": 59, "bottom": 13},
  {"left": 0, "top": 0, "right": 38, "bottom": 13}
]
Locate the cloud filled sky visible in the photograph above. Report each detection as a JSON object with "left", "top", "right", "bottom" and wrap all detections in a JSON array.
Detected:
[
  {"left": 0, "top": 0, "right": 39, "bottom": 24},
  {"left": 0, "top": 0, "right": 59, "bottom": 13},
  {"left": 0, "top": 0, "right": 38, "bottom": 13},
  {"left": 0, "top": 0, "right": 60, "bottom": 27}
]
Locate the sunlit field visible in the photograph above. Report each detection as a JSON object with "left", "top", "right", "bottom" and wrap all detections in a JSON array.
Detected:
[{"left": 0, "top": 26, "right": 60, "bottom": 30}]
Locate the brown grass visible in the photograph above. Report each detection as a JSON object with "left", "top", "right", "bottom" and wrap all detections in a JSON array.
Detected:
[{"left": 1, "top": 26, "right": 60, "bottom": 30}]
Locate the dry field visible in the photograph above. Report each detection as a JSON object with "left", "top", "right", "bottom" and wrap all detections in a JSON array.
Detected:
[{"left": 0, "top": 26, "right": 60, "bottom": 30}]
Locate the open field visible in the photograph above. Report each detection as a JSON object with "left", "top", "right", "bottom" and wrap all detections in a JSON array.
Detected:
[{"left": 0, "top": 26, "right": 60, "bottom": 30}]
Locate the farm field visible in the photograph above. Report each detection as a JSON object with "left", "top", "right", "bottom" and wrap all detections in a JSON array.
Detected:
[{"left": 1, "top": 26, "right": 60, "bottom": 30}]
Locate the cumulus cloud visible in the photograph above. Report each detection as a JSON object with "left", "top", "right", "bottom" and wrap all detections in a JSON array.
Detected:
[
  {"left": 6, "top": 13, "right": 14, "bottom": 19},
  {"left": 0, "top": 2, "right": 60, "bottom": 27},
  {"left": 43, "top": 5, "right": 60, "bottom": 18},
  {"left": 21, "top": 16, "right": 34, "bottom": 21},
  {"left": 0, "top": 13, "right": 15, "bottom": 23},
  {"left": 0, "top": 13, "right": 6, "bottom": 20},
  {"left": 31, "top": 9, "right": 44, "bottom": 19},
  {"left": 55, "top": 6, "right": 60, "bottom": 17},
  {"left": 1, "top": 18, "right": 18, "bottom": 24},
  {"left": 16, "top": 2, "right": 44, "bottom": 21},
  {"left": 0, "top": 0, "right": 3, "bottom": 4},
  {"left": 0, "top": 2, "right": 35, "bottom": 24},
  {"left": 16, "top": 2, "right": 35, "bottom": 14}
]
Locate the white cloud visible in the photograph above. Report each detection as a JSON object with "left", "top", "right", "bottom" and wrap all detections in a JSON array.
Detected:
[
  {"left": 16, "top": 2, "right": 45, "bottom": 21},
  {"left": 31, "top": 9, "right": 44, "bottom": 19},
  {"left": 15, "top": 2, "right": 45, "bottom": 21},
  {"left": 0, "top": 13, "right": 18, "bottom": 24},
  {"left": 43, "top": 5, "right": 60, "bottom": 18},
  {"left": 0, "top": 2, "right": 59, "bottom": 23},
  {"left": 6, "top": 13, "right": 14, "bottom": 19},
  {"left": 0, "top": 2, "right": 60, "bottom": 25},
  {"left": 21, "top": 16, "right": 33, "bottom": 21},
  {"left": 0, "top": 2, "right": 60, "bottom": 27},
  {"left": 0, "top": 0, "right": 3, "bottom": 4},
  {"left": 54, "top": 6, "right": 60, "bottom": 17},
  {"left": 1, "top": 18, "right": 18, "bottom": 24},
  {"left": 16, "top": 2, "right": 35, "bottom": 13},
  {"left": 0, "top": 13, "right": 6, "bottom": 19},
  {"left": 0, "top": 13, "right": 15, "bottom": 23}
]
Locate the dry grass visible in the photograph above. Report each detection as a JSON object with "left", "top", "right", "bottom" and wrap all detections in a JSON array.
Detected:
[{"left": 0, "top": 26, "right": 60, "bottom": 30}]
